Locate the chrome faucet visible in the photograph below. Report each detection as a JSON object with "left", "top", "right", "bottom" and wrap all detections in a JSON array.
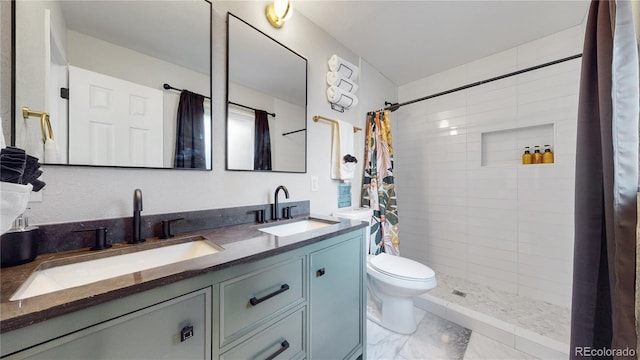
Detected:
[
  {"left": 131, "top": 189, "right": 144, "bottom": 243},
  {"left": 273, "top": 185, "right": 290, "bottom": 221}
]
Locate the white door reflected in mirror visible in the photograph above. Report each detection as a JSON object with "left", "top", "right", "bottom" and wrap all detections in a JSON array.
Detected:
[
  {"left": 12, "top": 0, "right": 212, "bottom": 170},
  {"left": 68, "top": 66, "right": 164, "bottom": 167}
]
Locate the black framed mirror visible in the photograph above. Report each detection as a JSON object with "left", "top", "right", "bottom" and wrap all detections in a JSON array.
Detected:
[
  {"left": 12, "top": 0, "right": 212, "bottom": 170},
  {"left": 226, "top": 13, "right": 307, "bottom": 173}
]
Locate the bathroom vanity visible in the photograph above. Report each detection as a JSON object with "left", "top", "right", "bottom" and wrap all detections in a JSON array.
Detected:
[{"left": 0, "top": 218, "right": 366, "bottom": 360}]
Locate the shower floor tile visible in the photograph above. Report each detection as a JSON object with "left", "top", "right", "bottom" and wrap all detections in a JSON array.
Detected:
[{"left": 425, "top": 273, "right": 570, "bottom": 344}]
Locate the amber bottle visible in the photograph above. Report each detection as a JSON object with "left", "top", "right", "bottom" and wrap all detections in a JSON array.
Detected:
[
  {"left": 522, "top": 147, "right": 532, "bottom": 165},
  {"left": 532, "top": 146, "right": 542, "bottom": 164},
  {"left": 542, "top": 145, "right": 554, "bottom": 164}
]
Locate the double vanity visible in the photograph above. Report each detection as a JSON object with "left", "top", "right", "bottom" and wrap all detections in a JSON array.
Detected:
[
  {"left": 5, "top": 0, "right": 363, "bottom": 357},
  {"left": 0, "top": 212, "right": 367, "bottom": 360}
]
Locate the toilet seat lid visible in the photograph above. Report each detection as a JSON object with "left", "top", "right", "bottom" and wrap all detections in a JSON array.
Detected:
[{"left": 369, "top": 253, "right": 435, "bottom": 281}]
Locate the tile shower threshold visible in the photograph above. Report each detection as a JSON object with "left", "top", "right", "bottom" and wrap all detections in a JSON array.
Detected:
[{"left": 414, "top": 276, "right": 570, "bottom": 359}]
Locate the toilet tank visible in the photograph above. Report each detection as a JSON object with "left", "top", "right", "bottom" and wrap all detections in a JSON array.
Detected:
[{"left": 333, "top": 208, "right": 374, "bottom": 254}]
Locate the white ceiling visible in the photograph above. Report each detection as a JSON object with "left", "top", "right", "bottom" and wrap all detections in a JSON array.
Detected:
[{"left": 294, "top": 0, "right": 590, "bottom": 86}]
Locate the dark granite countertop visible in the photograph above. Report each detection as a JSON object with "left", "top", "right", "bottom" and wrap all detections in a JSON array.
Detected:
[{"left": 0, "top": 215, "right": 366, "bottom": 334}]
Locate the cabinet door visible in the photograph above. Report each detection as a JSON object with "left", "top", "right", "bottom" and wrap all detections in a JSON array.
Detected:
[
  {"left": 309, "top": 236, "right": 362, "bottom": 360},
  {"left": 10, "top": 288, "right": 211, "bottom": 360}
]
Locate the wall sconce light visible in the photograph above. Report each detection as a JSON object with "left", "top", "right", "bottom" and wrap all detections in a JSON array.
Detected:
[{"left": 266, "top": 0, "right": 293, "bottom": 28}]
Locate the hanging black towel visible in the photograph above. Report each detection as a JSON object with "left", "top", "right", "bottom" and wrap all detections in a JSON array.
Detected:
[
  {"left": 253, "top": 110, "right": 272, "bottom": 171},
  {"left": 0, "top": 147, "right": 45, "bottom": 191},
  {"left": 174, "top": 91, "right": 206, "bottom": 169}
]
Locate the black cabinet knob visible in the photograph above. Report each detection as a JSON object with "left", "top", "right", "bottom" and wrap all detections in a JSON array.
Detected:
[{"left": 180, "top": 325, "right": 194, "bottom": 342}]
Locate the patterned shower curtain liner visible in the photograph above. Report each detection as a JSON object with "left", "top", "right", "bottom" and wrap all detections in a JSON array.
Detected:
[{"left": 361, "top": 110, "right": 399, "bottom": 255}]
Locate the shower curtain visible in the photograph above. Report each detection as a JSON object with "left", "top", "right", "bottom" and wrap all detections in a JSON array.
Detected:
[
  {"left": 174, "top": 91, "right": 206, "bottom": 169},
  {"left": 570, "top": 0, "right": 639, "bottom": 358},
  {"left": 253, "top": 110, "right": 272, "bottom": 171},
  {"left": 361, "top": 110, "right": 399, "bottom": 255}
]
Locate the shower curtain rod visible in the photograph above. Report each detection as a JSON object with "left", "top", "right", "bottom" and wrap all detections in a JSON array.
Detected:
[
  {"left": 228, "top": 101, "right": 276, "bottom": 117},
  {"left": 383, "top": 53, "right": 583, "bottom": 112},
  {"left": 163, "top": 83, "right": 211, "bottom": 100}
]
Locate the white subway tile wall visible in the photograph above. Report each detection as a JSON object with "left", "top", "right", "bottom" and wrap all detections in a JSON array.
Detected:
[{"left": 395, "top": 25, "right": 582, "bottom": 308}]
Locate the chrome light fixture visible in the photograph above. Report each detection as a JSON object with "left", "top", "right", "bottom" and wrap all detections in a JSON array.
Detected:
[{"left": 266, "top": 0, "right": 293, "bottom": 28}]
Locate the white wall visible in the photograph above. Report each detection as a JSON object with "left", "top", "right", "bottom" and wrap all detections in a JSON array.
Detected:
[
  {"left": 272, "top": 98, "right": 306, "bottom": 172},
  {"left": 228, "top": 82, "right": 305, "bottom": 172},
  {"left": 1, "top": 1, "right": 395, "bottom": 225},
  {"left": 396, "top": 25, "right": 584, "bottom": 308}
]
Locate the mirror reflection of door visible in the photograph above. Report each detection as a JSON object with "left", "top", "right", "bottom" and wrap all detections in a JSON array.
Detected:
[
  {"left": 68, "top": 66, "right": 163, "bottom": 167},
  {"left": 13, "top": 0, "right": 212, "bottom": 170}
]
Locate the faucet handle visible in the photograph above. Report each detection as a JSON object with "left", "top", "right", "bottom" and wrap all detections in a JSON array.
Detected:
[
  {"left": 74, "top": 227, "right": 111, "bottom": 251},
  {"left": 249, "top": 209, "right": 268, "bottom": 224},
  {"left": 282, "top": 205, "right": 298, "bottom": 220},
  {"left": 159, "top": 218, "right": 184, "bottom": 239}
]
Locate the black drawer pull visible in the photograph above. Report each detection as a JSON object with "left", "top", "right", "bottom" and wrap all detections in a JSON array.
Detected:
[
  {"left": 316, "top": 268, "right": 325, "bottom": 277},
  {"left": 265, "top": 340, "right": 290, "bottom": 360},
  {"left": 249, "top": 284, "right": 290, "bottom": 306}
]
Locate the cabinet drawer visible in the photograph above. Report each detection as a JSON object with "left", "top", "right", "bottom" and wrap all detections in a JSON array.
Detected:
[
  {"left": 220, "top": 308, "right": 305, "bottom": 360},
  {"left": 220, "top": 257, "right": 304, "bottom": 346},
  {"left": 8, "top": 288, "right": 211, "bottom": 360}
]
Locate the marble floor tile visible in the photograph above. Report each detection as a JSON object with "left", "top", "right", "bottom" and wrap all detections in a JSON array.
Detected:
[
  {"left": 463, "top": 332, "right": 537, "bottom": 360},
  {"left": 367, "top": 319, "right": 410, "bottom": 360},
  {"left": 396, "top": 312, "right": 472, "bottom": 360},
  {"left": 366, "top": 294, "right": 429, "bottom": 360}
]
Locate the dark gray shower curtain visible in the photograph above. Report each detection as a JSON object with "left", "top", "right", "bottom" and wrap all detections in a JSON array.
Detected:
[
  {"left": 174, "top": 91, "right": 206, "bottom": 169},
  {"left": 253, "top": 110, "right": 272, "bottom": 171},
  {"left": 571, "top": 1, "right": 638, "bottom": 359}
]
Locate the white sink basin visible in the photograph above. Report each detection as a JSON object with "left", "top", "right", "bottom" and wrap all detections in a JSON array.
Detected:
[
  {"left": 10, "top": 239, "right": 220, "bottom": 301},
  {"left": 259, "top": 219, "right": 335, "bottom": 237}
]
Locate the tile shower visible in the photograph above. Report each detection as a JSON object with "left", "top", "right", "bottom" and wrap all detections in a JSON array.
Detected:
[{"left": 393, "top": 25, "right": 584, "bottom": 356}]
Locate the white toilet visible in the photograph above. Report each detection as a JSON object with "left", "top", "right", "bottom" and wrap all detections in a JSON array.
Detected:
[{"left": 333, "top": 208, "right": 437, "bottom": 334}]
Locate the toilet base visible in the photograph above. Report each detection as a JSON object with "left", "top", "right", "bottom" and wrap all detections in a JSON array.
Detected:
[{"left": 367, "top": 286, "right": 418, "bottom": 334}]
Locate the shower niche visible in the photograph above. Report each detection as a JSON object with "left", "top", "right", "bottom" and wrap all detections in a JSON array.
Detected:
[{"left": 480, "top": 123, "right": 555, "bottom": 167}]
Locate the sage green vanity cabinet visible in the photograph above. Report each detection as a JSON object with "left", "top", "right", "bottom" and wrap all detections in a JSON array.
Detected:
[
  {"left": 309, "top": 237, "right": 363, "bottom": 360},
  {"left": 215, "top": 229, "right": 365, "bottom": 360},
  {"left": 4, "top": 288, "right": 212, "bottom": 359},
  {"left": 1, "top": 227, "right": 365, "bottom": 360}
]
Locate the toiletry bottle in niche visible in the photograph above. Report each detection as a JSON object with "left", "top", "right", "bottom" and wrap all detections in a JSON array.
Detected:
[
  {"left": 543, "top": 144, "right": 554, "bottom": 164},
  {"left": 532, "top": 146, "right": 542, "bottom": 164},
  {"left": 522, "top": 147, "right": 532, "bottom": 165}
]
